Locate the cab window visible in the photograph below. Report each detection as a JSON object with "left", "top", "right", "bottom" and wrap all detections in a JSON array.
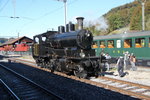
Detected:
[
  {"left": 124, "top": 39, "right": 132, "bottom": 48},
  {"left": 135, "top": 38, "right": 145, "bottom": 48},
  {"left": 92, "top": 41, "right": 98, "bottom": 48},
  {"left": 42, "top": 36, "right": 46, "bottom": 42},
  {"left": 99, "top": 40, "right": 106, "bottom": 48},
  {"left": 107, "top": 40, "right": 114, "bottom": 48},
  {"left": 35, "top": 37, "right": 39, "bottom": 44}
]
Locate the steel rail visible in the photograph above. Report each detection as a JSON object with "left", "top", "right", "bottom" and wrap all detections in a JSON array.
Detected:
[
  {"left": 0, "top": 63, "right": 63, "bottom": 100},
  {"left": 0, "top": 79, "right": 20, "bottom": 100},
  {"left": 99, "top": 76, "right": 150, "bottom": 90}
]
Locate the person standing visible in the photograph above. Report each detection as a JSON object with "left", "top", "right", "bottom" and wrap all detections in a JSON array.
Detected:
[
  {"left": 99, "top": 52, "right": 106, "bottom": 76},
  {"left": 116, "top": 56, "right": 125, "bottom": 77},
  {"left": 130, "top": 53, "right": 137, "bottom": 71},
  {"left": 105, "top": 53, "right": 111, "bottom": 71},
  {"left": 123, "top": 51, "right": 129, "bottom": 70}
]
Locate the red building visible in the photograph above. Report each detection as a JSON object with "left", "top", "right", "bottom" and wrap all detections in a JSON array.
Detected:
[
  {"left": 15, "top": 43, "right": 29, "bottom": 51},
  {"left": 0, "top": 36, "right": 33, "bottom": 52}
]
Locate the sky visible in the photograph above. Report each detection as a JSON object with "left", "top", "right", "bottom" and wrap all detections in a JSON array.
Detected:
[{"left": 0, "top": 0, "right": 134, "bottom": 39}]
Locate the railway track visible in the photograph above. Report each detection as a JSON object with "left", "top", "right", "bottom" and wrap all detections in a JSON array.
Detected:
[
  {"left": 0, "top": 64, "right": 63, "bottom": 100},
  {"left": 91, "top": 76, "right": 150, "bottom": 100},
  {"left": 0, "top": 79, "right": 19, "bottom": 100},
  {"left": 8, "top": 58, "right": 150, "bottom": 100}
]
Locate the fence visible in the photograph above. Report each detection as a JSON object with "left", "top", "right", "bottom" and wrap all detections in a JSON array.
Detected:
[{"left": 0, "top": 51, "right": 32, "bottom": 56}]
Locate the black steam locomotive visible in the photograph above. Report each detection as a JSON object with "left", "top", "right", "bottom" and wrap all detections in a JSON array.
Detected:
[{"left": 32, "top": 17, "right": 102, "bottom": 78}]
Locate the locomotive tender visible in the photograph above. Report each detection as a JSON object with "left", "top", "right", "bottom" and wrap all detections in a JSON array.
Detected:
[{"left": 32, "top": 17, "right": 101, "bottom": 78}]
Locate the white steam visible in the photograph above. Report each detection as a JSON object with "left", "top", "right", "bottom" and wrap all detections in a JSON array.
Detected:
[
  {"left": 84, "top": 16, "right": 108, "bottom": 31},
  {"left": 95, "top": 16, "right": 108, "bottom": 31}
]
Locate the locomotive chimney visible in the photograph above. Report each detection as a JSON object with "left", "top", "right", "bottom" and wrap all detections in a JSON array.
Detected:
[{"left": 76, "top": 17, "right": 84, "bottom": 30}]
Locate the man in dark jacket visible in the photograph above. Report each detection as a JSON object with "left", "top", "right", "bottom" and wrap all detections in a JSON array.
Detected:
[{"left": 116, "top": 56, "right": 125, "bottom": 77}]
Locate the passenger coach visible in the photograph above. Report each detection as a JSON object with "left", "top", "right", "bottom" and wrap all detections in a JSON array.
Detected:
[{"left": 93, "top": 31, "right": 150, "bottom": 67}]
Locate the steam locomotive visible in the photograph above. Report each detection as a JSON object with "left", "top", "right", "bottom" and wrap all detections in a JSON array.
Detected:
[{"left": 32, "top": 17, "right": 102, "bottom": 78}]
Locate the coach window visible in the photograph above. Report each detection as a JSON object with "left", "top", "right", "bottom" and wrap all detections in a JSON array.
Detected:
[
  {"left": 92, "top": 41, "right": 98, "bottom": 48},
  {"left": 124, "top": 39, "right": 132, "bottom": 48},
  {"left": 135, "top": 38, "right": 145, "bottom": 48},
  {"left": 107, "top": 40, "right": 114, "bottom": 48},
  {"left": 100, "top": 40, "right": 106, "bottom": 48}
]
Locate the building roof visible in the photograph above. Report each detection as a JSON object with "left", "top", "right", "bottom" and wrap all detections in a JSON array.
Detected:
[{"left": 0, "top": 36, "right": 33, "bottom": 47}]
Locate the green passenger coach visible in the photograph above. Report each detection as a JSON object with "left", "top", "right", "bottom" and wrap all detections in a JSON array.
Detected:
[{"left": 93, "top": 31, "right": 150, "bottom": 67}]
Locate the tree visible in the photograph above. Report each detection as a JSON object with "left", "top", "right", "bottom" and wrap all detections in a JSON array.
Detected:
[
  {"left": 130, "top": 6, "right": 142, "bottom": 30},
  {"left": 107, "top": 14, "right": 124, "bottom": 32}
]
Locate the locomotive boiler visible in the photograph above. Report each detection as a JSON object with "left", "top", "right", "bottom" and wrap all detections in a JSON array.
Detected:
[{"left": 32, "top": 17, "right": 101, "bottom": 78}]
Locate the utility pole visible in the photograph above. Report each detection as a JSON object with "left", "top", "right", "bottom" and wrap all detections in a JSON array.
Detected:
[
  {"left": 56, "top": 0, "right": 67, "bottom": 27},
  {"left": 11, "top": 0, "right": 19, "bottom": 19},
  {"left": 64, "top": 0, "right": 67, "bottom": 27},
  {"left": 18, "top": 32, "right": 19, "bottom": 44},
  {"left": 137, "top": 0, "right": 147, "bottom": 31}
]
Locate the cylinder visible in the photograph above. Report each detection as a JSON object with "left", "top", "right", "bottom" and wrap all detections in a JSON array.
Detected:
[
  {"left": 58, "top": 26, "right": 65, "bottom": 33},
  {"left": 76, "top": 17, "right": 84, "bottom": 30}
]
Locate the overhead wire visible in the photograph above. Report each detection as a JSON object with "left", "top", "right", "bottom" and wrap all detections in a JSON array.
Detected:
[
  {"left": 0, "top": 0, "right": 78, "bottom": 35},
  {"left": 36, "top": 0, "right": 78, "bottom": 20},
  {"left": 18, "top": 0, "right": 78, "bottom": 32},
  {"left": 0, "top": 0, "right": 33, "bottom": 20},
  {"left": 0, "top": 0, "right": 10, "bottom": 13}
]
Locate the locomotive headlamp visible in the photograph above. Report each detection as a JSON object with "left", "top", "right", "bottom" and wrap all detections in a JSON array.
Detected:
[
  {"left": 80, "top": 50, "right": 85, "bottom": 58},
  {"left": 80, "top": 52, "right": 85, "bottom": 58},
  {"left": 86, "top": 32, "right": 90, "bottom": 37},
  {"left": 87, "top": 33, "right": 90, "bottom": 37}
]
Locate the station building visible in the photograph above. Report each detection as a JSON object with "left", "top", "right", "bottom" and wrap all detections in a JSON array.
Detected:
[{"left": 0, "top": 36, "right": 33, "bottom": 54}]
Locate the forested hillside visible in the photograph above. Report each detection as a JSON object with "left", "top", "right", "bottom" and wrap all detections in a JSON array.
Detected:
[
  {"left": 86, "top": 0, "right": 150, "bottom": 36},
  {"left": 105, "top": 0, "right": 150, "bottom": 32}
]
